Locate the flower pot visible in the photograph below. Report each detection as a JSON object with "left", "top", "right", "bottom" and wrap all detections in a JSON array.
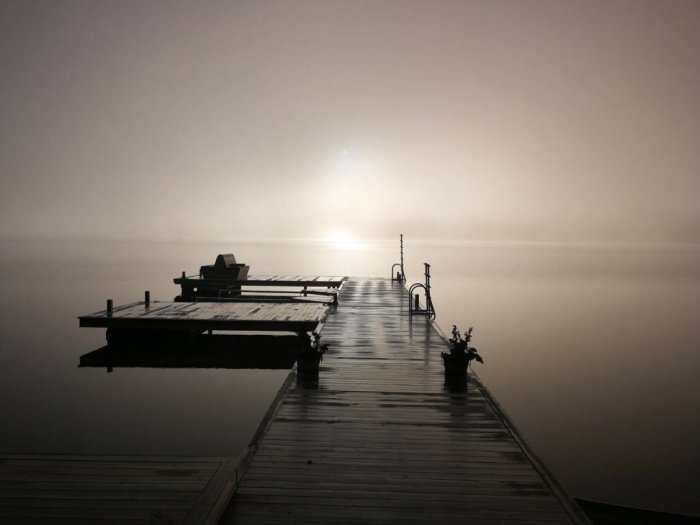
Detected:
[
  {"left": 297, "top": 353, "right": 322, "bottom": 373},
  {"left": 441, "top": 352, "right": 468, "bottom": 376}
]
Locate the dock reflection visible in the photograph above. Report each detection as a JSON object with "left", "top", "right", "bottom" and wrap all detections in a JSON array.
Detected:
[{"left": 79, "top": 334, "right": 300, "bottom": 371}]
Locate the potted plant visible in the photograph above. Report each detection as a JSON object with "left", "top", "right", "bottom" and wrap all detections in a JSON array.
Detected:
[
  {"left": 442, "top": 326, "right": 483, "bottom": 376},
  {"left": 297, "top": 331, "right": 328, "bottom": 374}
]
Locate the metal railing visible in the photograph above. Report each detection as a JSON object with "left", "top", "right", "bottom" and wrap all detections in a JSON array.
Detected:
[{"left": 408, "top": 262, "right": 436, "bottom": 319}]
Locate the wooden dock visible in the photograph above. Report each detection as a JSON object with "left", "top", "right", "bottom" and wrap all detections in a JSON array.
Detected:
[
  {"left": 221, "top": 277, "right": 591, "bottom": 524},
  {"left": 79, "top": 301, "right": 329, "bottom": 334},
  {"left": 17, "top": 274, "right": 592, "bottom": 524},
  {"left": 174, "top": 275, "right": 346, "bottom": 289},
  {"left": 173, "top": 273, "right": 347, "bottom": 304},
  {"left": 0, "top": 454, "right": 237, "bottom": 524}
]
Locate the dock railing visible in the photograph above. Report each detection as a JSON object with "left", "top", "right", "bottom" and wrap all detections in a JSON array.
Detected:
[{"left": 408, "top": 262, "right": 436, "bottom": 319}]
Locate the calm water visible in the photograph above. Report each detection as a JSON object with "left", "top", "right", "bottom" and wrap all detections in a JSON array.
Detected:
[{"left": 1, "top": 239, "right": 698, "bottom": 514}]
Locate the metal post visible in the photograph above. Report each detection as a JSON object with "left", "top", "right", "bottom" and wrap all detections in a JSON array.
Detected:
[
  {"left": 414, "top": 293, "right": 420, "bottom": 310},
  {"left": 181, "top": 271, "right": 186, "bottom": 279},
  {"left": 424, "top": 263, "right": 433, "bottom": 316},
  {"left": 145, "top": 290, "right": 150, "bottom": 306},
  {"left": 400, "top": 234, "right": 405, "bottom": 282},
  {"left": 106, "top": 299, "right": 113, "bottom": 316}
]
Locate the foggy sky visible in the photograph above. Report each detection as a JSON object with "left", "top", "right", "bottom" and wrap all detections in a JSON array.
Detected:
[{"left": 1, "top": 0, "right": 699, "bottom": 243}]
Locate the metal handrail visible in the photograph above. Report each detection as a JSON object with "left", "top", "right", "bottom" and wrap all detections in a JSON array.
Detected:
[{"left": 408, "top": 262, "right": 435, "bottom": 319}]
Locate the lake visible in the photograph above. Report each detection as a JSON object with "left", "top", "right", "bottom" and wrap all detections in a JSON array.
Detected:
[{"left": 0, "top": 238, "right": 698, "bottom": 515}]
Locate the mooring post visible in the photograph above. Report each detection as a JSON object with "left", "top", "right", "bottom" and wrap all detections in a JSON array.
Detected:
[
  {"left": 106, "top": 299, "right": 113, "bottom": 316},
  {"left": 400, "top": 233, "right": 405, "bottom": 282},
  {"left": 144, "top": 290, "right": 150, "bottom": 306},
  {"left": 424, "top": 263, "right": 432, "bottom": 313}
]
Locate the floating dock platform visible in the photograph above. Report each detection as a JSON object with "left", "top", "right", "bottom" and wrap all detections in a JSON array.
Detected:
[
  {"left": 79, "top": 301, "right": 329, "bottom": 335},
  {"left": 174, "top": 274, "right": 346, "bottom": 289}
]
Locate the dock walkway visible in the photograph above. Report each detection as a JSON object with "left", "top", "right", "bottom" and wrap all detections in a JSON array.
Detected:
[
  {"left": 0, "top": 454, "right": 236, "bottom": 524},
  {"left": 223, "top": 277, "right": 590, "bottom": 524}
]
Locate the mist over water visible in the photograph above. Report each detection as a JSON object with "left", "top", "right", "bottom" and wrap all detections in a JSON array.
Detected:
[
  {"left": 2, "top": 1, "right": 700, "bottom": 244},
  {"left": 0, "top": 239, "right": 698, "bottom": 515},
  {"left": 420, "top": 241, "right": 700, "bottom": 514},
  {"left": 3, "top": 1, "right": 699, "bottom": 517}
]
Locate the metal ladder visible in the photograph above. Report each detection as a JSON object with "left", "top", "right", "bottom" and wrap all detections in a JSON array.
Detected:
[{"left": 409, "top": 262, "right": 436, "bottom": 319}]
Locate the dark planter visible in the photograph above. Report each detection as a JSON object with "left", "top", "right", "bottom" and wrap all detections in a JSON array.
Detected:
[
  {"left": 441, "top": 352, "right": 469, "bottom": 376},
  {"left": 297, "top": 353, "right": 322, "bottom": 373}
]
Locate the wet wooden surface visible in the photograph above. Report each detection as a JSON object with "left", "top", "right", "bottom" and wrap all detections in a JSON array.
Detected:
[
  {"left": 79, "top": 301, "right": 328, "bottom": 333},
  {"left": 174, "top": 275, "right": 347, "bottom": 288},
  {"left": 0, "top": 454, "right": 236, "bottom": 524},
  {"left": 222, "top": 277, "right": 590, "bottom": 525}
]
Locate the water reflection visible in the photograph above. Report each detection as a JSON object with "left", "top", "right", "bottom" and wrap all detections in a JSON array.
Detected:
[
  {"left": 296, "top": 371, "right": 321, "bottom": 389},
  {"left": 1, "top": 239, "right": 698, "bottom": 514},
  {"left": 443, "top": 373, "right": 469, "bottom": 393},
  {"left": 79, "top": 334, "right": 300, "bottom": 371}
]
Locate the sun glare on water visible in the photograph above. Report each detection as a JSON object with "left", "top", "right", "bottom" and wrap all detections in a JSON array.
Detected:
[{"left": 323, "top": 231, "right": 364, "bottom": 251}]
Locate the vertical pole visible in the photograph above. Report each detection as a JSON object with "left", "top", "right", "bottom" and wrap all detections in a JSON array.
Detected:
[
  {"left": 145, "top": 290, "right": 150, "bottom": 306},
  {"left": 414, "top": 293, "right": 420, "bottom": 310},
  {"left": 181, "top": 271, "right": 186, "bottom": 279},
  {"left": 424, "top": 263, "right": 432, "bottom": 315},
  {"left": 400, "top": 234, "right": 405, "bottom": 282},
  {"left": 106, "top": 299, "right": 113, "bottom": 316}
]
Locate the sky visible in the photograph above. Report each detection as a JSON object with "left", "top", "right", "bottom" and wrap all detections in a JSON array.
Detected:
[{"left": 1, "top": 0, "right": 699, "bottom": 243}]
